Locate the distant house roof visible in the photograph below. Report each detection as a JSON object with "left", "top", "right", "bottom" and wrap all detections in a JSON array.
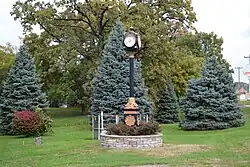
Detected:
[{"left": 239, "top": 88, "right": 247, "bottom": 94}]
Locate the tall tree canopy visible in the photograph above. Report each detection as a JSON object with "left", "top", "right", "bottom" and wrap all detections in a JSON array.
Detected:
[
  {"left": 11, "top": 0, "right": 225, "bottom": 109},
  {"left": 0, "top": 44, "right": 15, "bottom": 88}
]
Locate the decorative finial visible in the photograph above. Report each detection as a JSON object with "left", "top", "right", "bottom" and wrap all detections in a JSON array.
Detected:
[{"left": 130, "top": 27, "right": 135, "bottom": 31}]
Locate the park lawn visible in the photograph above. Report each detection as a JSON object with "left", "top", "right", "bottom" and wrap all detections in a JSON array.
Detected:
[{"left": 0, "top": 108, "right": 250, "bottom": 167}]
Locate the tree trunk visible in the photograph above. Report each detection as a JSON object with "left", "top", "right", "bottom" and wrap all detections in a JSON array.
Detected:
[{"left": 81, "top": 103, "right": 87, "bottom": 115}]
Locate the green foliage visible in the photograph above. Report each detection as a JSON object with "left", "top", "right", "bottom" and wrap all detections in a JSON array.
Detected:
[
  {"left": 136, "top": 121, "right": 161, "bottom": 135},
  {"left": 12, "top": 108, "right": 53, "bottom": 137},
  {"left": 107, "top": 123, "right": 132, "bottom": 136},
  {"left": 167, "top": 31, "right": 227, "bottom": 96},
  {"left": 47, "top": 107, "right": 81, "bottom": 118},
  {"left": 91, "top": 21, "right": 128, "bottom": 125},
  {"left": 0, "top": 45, "right": 48, "bottom": 110},
  {"left": 12, "top": 111, "right": 40, "bottom": 137},
  {"left": 107, "top": 121, "right": 161, "bottom": 136},
  {"left": 0, "top": 44, "right": 15, "bottom": 88},
  {"left": 175, "top": 32, "right": 223, "bottom": 59},
  {"left": 134, "top": 60, "right": 154, "bottom": 118},
  {"left": 10, "top": 0, "right": 207, "bottom": 107},
  {"left": 0, "top": 45, "right": 48, "bottom": 135},
  {"left": 35, "top": 107, "right": 53, "bottom": 135},
  {"left": 91, "top": 21, "right": 153, "bottom": 125},
  {"left": 156, "top": 79, "right": 179, "bottom": 124},
  {"left": 0, "top": 108, "right": 15, "bottom": 135},
  {"left": 11, "top": 0, "right": 125, "bottom": 110},
  {"left": 180, "top": 56, "right": 245, "bottom": 130}
]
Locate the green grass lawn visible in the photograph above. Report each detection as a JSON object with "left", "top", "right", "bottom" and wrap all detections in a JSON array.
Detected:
[{"left": 0, "top": 108, "right": 250, "bottom": 167}]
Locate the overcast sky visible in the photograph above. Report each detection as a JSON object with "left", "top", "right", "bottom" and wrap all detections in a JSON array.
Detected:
[{"left": 1, "top": 0, "right": 250, "bottom": 82}]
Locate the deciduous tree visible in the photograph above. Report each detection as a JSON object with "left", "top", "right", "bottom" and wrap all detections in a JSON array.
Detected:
[
  {"left": 11, "top": 0, "right": 224, "bottom": 107},
  {"left": 0, "top": 44, "right": 15, "bottom": 88}
]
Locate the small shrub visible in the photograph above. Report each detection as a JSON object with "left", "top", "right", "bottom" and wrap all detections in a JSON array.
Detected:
[
  {"left": 12, "top": 108, "right": 53, "bottom": 137},
  {"left": 136, "top": 121, "right": 161, "bottom": 135},
  {"left": 35, "top": 107, "right": 53, "bottom": 135},
  {"left": 107, "top": 121, "right": 161, "bottom": 136},
  {"left": 107, "top": 123, "right": 133, "bottom": 136},
  {"left": 12, "top": 111, "right": 40, "bottom": 136}
]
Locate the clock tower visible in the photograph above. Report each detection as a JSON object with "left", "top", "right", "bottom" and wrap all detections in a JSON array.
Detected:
[{"left": 123, "top": 27, "right": 142, "bottom": 127}]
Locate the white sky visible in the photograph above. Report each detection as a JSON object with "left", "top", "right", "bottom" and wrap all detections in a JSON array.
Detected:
[
  {"left": 192, "top": 0, "right": 250, "bottom": 83},
  {"left": 1, "top": 0, "right": 250, "bottom": 82}
]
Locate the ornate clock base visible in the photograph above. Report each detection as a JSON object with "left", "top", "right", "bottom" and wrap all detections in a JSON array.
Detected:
[{"left": 124, "top": 97, "right": 140, "bottom": 126}]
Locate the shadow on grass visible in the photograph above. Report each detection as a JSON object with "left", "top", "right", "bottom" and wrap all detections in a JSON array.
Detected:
[
  {"left": 47, "top": 107, "right": 86, "bottom": 118},
  {"left": 83, "top": 137, "right": 92, "bottom": 140},
  {"left": 14, "top": 133, "right": 54, "bottom": 139}
]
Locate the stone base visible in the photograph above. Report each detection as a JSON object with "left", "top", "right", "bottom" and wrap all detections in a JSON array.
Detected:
[
  {"left": 100, "top": 132, "right": 163, "bottom": 149},
  {"left": 34, "top": 136, "right": 42, "bottom": 145}
]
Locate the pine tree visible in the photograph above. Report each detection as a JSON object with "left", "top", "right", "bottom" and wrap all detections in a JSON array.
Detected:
[
  {"left": 0, "top": 45, "right": 48, "bottom": 135},
  {"left": 91, "top": 21, "right": 153, "bottom": 126},
  {"left": 156, "top": 79, "right": 179, "bottom": 124},
  {"left": 134, "top": 60, "right": 153, "bottom": 119},
  {"left": 180, "top": 56, "right": 245, "bottom": 130}
]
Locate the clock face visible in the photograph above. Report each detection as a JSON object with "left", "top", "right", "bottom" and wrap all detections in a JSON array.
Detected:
[{"left": 124, "top": 35, "right": 136, "bottom": 48}]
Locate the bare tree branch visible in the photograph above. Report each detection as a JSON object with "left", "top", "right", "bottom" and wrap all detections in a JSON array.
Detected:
[
  {"left": 97, "top": 7, "right": 108, "bottom": 37},
  {"left": 49, "top": 22, "right": 97, "bottom": 37},
  {"left": 73, "top": 4, "right": 98, "bottom": 38},
  {"left": 54, "top": 18, "right": 89, "bottom": 24},
  {"left": 37, "top": 21, "right": 62, "bottom": 43},
  {"left": 101, "top": 19, "right": 109, "bottom": 34}
]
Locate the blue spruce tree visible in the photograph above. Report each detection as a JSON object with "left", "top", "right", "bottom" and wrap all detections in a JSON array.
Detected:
[
  {"left": 156, "top": 79, "right": 179, "bottom": 124},
  {"left": 180, "top": 56, "right": 245, "bottom": 130},
  {"left": 133, "top": 60, "right": 153, "bottom": 119},
  {"left": 0, "top": 45, "right": 48, "bottom": 135},
  {"left": 91, "top": 21, "right": 153, "bottom": 126}
]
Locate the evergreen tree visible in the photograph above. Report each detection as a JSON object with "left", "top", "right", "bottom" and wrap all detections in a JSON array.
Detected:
[
  {"left": 134, "top": 60, "right": 153, "bottom": 119},
  {"left": 0, "top": 45, "right": 48, "bottom": 135},
  {"left": 91, "top": 21, "right": 153, "bottom": 126},
  {"left": 156, "top": 79, "right": 179, "bottom": 124},
  {"left": 180, "top": 56, "right": 245, "bottom": 130}
]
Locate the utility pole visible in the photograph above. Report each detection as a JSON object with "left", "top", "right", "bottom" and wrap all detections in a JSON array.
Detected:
[
  {"left": 244, "top": 54, "right": 250, "bottom": 64},
  {"left": 235, "top": 67, "right": 243, "bottom": 83},
  {"left": 244, "top": 55, "right": 250, "bottom": 93}
]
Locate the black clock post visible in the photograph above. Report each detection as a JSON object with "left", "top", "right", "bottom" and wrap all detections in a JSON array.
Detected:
[{"left": 123, "top": 27, "right": 141, "bottom": 127}]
